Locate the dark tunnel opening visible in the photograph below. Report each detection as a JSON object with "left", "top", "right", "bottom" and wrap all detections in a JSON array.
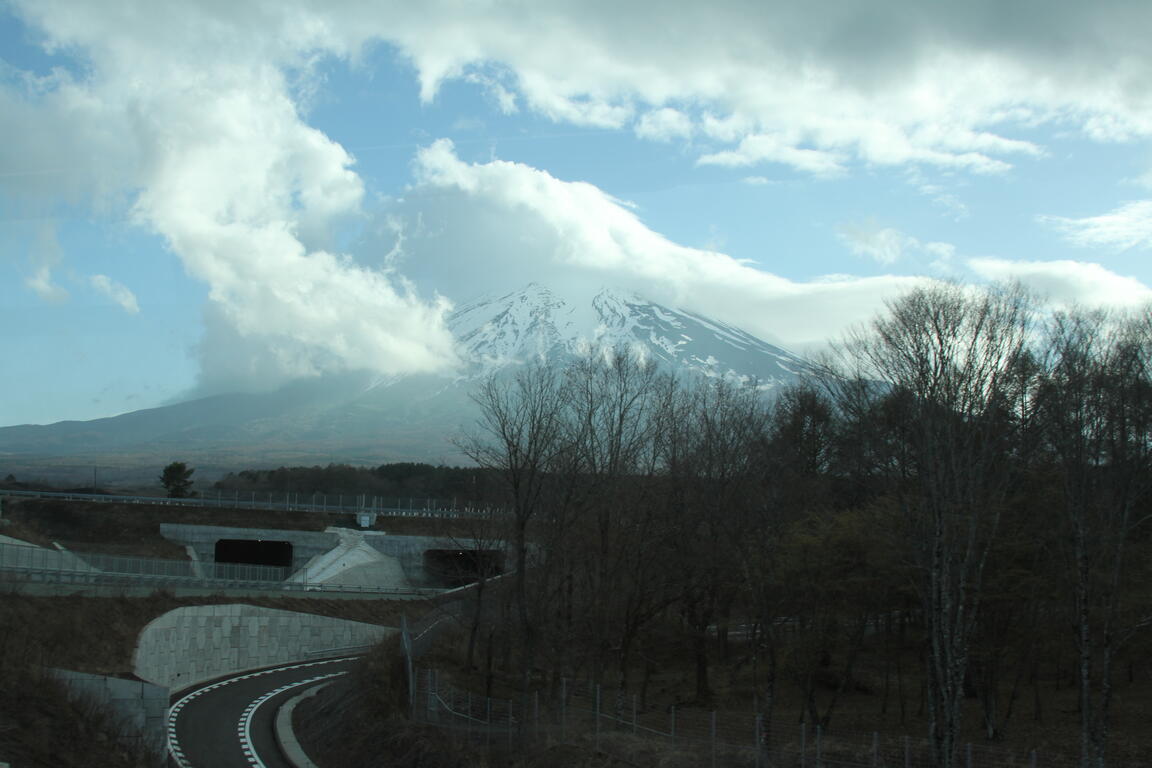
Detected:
[
  {"left": 423, "top": 549, "right": 505, "bottom": 587},
  {"left": 214, "top": 538, "right": 294, "bottom": 568}
]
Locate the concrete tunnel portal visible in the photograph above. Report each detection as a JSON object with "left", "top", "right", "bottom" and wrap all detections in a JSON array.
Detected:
[
  {"left": 159, "top": 524, "right": 504, "bottom": 588},
  {"left": 214, "top": 538, "right": 294, "bottom": 568},
  {"left": 423, "top": 549, "right": 505, "bottom": 587}
]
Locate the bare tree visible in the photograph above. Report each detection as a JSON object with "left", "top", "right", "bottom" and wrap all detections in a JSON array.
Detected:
[
  {"left": 461, "top": 364, "right": 568, "bottom": 692},
  {"left": 1035, "top": 308, "right": 1152, "bottom": 768},
  {"left": 827, "top": 284, "right": 1034, "bottom": 768},
  {"left": 663, "top": 378, "right": 769, "bottom": 703},
  {"left": 563, "top": 350, "right": 679, "bottom": 695}
]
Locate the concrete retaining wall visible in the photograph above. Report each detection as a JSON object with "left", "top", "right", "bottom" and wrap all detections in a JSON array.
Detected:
[
  {"left": 133, "top": 603, "right": 393, "bottom": 691},
  {"left": 50, "top": 668, "right": 167, "bottom": 762}
]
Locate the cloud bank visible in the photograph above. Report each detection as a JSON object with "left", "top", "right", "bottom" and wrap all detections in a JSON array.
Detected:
[
  {"left": 5, "top": 0, "right": 458, "bottom": 393},
  {"left": 397, "top": 140, "right": 926, "bottom": 349},
  {"left": 6, "top": 0, "right": 1152, "bottom": 393},
  {"left": 1041, "top": 201, "right": 1152, "bottom": 252},
  {"left": 966, "top": 258, "right": 1152, "bottom": 308}
]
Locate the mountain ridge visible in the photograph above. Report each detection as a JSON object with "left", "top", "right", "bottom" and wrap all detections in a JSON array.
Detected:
[{"left": 0, "top": 284, "right": 812, "bottom": 475}]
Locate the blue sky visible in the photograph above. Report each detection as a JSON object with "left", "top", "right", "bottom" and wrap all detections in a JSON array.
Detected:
[{"left": 3, "top": 0, "right": 1152, "bottom": 427}]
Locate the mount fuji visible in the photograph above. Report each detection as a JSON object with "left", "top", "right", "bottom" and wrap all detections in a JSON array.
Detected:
[{"left": 0, "top": 284, "right": 812, "bottom": 482}]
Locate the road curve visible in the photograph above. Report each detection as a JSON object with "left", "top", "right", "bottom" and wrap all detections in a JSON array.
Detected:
[{"left": 169, "top": 657, "right": 357, "bottom": 768}]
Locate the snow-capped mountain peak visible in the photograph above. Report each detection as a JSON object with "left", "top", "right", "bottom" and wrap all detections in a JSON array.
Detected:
[
  {"left": 447, "top": 283, "right": 810, "bottom": 387},
  {"left": 0, "top": 282, "right": 812, "bottom": 471}
]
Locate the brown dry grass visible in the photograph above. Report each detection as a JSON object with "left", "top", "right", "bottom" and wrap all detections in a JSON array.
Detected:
[
  {"left": 0, "top": 664, "right": 160, "bottom": 768},
  {"left": 311, "top": 616, "right": 1152, "bottom": 768}
]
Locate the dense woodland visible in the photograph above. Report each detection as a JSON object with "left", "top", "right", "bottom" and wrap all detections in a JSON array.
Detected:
[
  {"left": 444, "top": 284, "right": 1152, "bottom": 768},
  {"left": 212, "top": 461, "right": 492, "bottom": 501}
]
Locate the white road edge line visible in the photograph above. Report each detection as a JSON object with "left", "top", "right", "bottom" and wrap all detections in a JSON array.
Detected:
[
  {"left": 167, "top": 656, "right": 357, "bottom": 768},
  {"left": 240, "top": 671, "right": 348, "bottom": 768}
]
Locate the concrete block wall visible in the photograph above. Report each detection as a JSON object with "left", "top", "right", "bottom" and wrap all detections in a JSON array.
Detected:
[
  {"left": 133, "top": 603, "right": 393, "bottom": 691},
  {"left": 50, "top": 668, "right": 168, "bottom": 761}
]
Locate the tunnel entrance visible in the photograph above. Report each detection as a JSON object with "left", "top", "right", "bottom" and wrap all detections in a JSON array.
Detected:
[
  {"left": 214, "top": 539, "right": 294, "bottom": 568},
  {"left": 423, "top": 549, "right": 504, "bottom": 587}
]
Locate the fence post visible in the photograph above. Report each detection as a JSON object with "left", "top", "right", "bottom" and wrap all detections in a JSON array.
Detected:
[
  {"left": 1030, "top": 750, "right": 1037, "bottom": 768},
  {"left": 595, "top": 684, "right": 601, "bottom": 750},
  {"left": 486, "top": 696, "right": 492, "bottom": 750},
  {"left": 816, "top": 724, "right": 822, "bottom": 768},
  {"left": 670, "top": 705, "right": 676, "bottom": 746},
  {"left": 534, "top": 690, "right": 540, "bottom": 741},
  {"left": 904, "top": 735, "right": 910, "bottom": 768},
  {"left": 754, "top": 714, "right": 762, "bottom": 768},
  {"left": 966, "top": 742, "right": 972, "bottom": 768},
  {"left": 467, "top": 690, "right": 472, "bottom": 743},
  {"left": 632, "top": 694, "right": 638, "bottom": 735},
  {"left": 710, "top": 710, "right": 717, "bottom": 768},
  {"left": 873, "top": 731, "right": 879, "bottom": 767},
  {"left": 800, "top": 723, "right": 806, "bottom": 768},
  {"left": 561, "top": 678, "right": 567, "bottom": 742}
]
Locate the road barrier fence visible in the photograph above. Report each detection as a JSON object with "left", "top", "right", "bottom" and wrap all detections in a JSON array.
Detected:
[
  {"left": 0, "top": 537, "right": 437, "bottom": 597},
  {"left": 1, "top": 488, "right": 503, "bottom": 520}
]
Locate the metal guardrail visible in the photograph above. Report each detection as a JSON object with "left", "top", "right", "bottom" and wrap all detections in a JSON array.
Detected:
[
  {"left": 0, "top": 539, "right": 439, "bottom": 597},
  {"left": 0, "top": 488, "right": 505, "bottom": 520}
]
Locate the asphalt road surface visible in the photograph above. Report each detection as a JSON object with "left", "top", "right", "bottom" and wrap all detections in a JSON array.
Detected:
[{"left": 168, "top": 657, "right": 357, "bottom": 768}]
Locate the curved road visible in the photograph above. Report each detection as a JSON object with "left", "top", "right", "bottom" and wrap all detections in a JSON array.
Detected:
[{"left": 169, "top": 657, "right": 356, "bottom": 768}]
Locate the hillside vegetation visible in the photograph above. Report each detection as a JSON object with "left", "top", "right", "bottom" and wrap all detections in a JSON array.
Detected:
[{"left": 354, "top": 285, "right": 1152, "bottom": 768}]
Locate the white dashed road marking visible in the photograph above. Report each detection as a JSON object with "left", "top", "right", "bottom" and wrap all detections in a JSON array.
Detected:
[{"left": 168, "top": 657, "right": 355, "bottom": 768}]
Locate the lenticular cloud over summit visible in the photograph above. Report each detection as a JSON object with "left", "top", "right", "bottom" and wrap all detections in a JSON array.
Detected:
[{"left": 401, "top": 139, "right": 924, "bottom": 350}]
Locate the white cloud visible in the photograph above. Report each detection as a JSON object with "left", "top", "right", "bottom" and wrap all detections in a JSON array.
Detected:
[
  {"left": 837, "top": 223, "right": 956, "bottom": 268},
  {"left": 6, "top": 0, "right": 1132, "bottom": 190},
  {"left": 634, "top": 107, "right": 692, "bottom": 142},
  {"left": 405, "top": 139, "right": 927, "bottom": 349},
  {"left": 5, "top": 0, "right": 458, "bottom": 392},
  {"left": 90, "top": 274, "right": 139, "bottom": 314},
  {"left": 464, "top": 71, "right": 518, "bottom": 114},
  {"left": 1040, "top": 200, "right": 1152, "bottom": 251},
  {"left": 18, "top": 220, "right": 69, "bottom": 302},
  {"left": 363, "top": 0, "right": 1145, "bottom": 176},
  {"left": 7, "top": 0, "right": 1152, "bottom": 393},
  {"left": 699, "top": 134, "right": 845, "bottom": 177},
  {"left": 966, "top": 257, "right": 1152, "bottom": 308},
  {"left": 26, "top": 264, "right": 68, "bottom": 303}
]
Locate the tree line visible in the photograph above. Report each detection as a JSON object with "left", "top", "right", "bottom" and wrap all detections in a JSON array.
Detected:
[
  {"left": 212, "top": 461, "right": 492, "bottom": 501},
  {"left": 455, "top": 284, "right": 1152, "bottom": 768}
]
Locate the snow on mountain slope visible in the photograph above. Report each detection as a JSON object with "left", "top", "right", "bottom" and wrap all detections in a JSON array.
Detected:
[
  {"left": 0, "top": 283, "right": 813, "bottom": 471},
  {"left": 443, "top": 283, "right": 810, "bottom": 387}
]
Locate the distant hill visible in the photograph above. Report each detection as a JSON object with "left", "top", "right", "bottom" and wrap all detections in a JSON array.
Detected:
[{"left": 0, "top": 284, "right": 812, "bottom": 483}]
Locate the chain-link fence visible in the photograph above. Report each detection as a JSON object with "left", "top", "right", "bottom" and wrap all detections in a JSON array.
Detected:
[
  {"left": 2, "top": 488, "right": 501, "bottom": 519},
  {"left": 0, "top": 537, "right": 437, "bottom": 596}
]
